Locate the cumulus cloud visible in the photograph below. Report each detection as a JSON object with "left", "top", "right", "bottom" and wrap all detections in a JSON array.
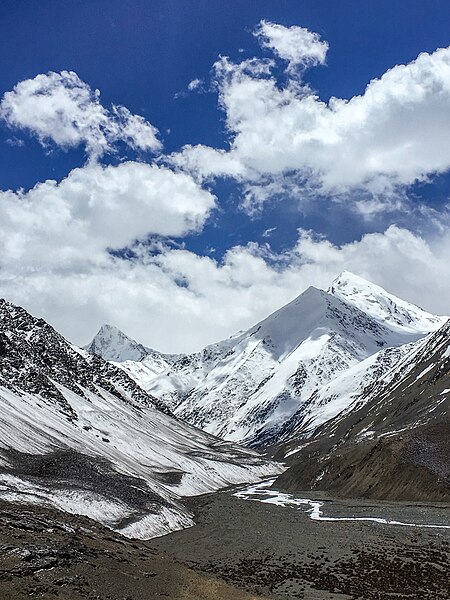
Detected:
[
  {"left": 2, "top": 224, "right": 449, "bottom": 353},
  {"left": 255, "top": 20, "right": 328, "bottom": 71},
  {"left": 1, "top": 28, "right": 450, "bottom": 353},
  {"left": 0, "top": 161, "right": 216, "bottom": 272},
  {"left": 171, "top": 143, "right": 246, "bottom": 181},
  {"left": 0, "top": 71, "right": 161, "bottom": 159},
  {"left": 172, "top": 33, "right": 450, "bottom": 209}
]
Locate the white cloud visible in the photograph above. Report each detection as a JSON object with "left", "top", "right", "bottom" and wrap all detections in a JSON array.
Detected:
[
  {"left": 171, "top": 143, "right": 246, "bottom": 181},
  {"left": 1, "top": 29, "right": 450, "bottom": 354},
  {"left": 5, "top": 137, "right": 25, "bottom": 148},
  {"left": 2, "top": 224, "right": 449, "bottom": 353},
  {"left": 255, "top": 20, "right": 328, "bottom": 71},
  {"left": 172, "top": 34, "right": 450, "bottom": 208},
  {"left": 262, "top": 227, "right": 277, "bottom": 238},
  {"left": 187, "top": 78, "right": 203, "bottom": 91},
  {"left": 110, "top": 105, "right": 161, "bottom": 152},
  {"left": 0, "top": 71, "right": 161, "bottom": 159},
  {"left": 0, "top": 161, "right": 216, "bottom": 272}
]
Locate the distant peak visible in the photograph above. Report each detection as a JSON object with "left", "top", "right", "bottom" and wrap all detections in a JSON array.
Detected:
[
  {"left": 302, "top": 285, "right": 325, "bottom": 297},
  {"left": 97, "top": 323, "right": 127, "bottom": 336},
  {"left": 85, "top": 324, "right": 150, "bottom": 362},
  {"left": 278, "top": 285, "right": 328, "bottom": 313}
]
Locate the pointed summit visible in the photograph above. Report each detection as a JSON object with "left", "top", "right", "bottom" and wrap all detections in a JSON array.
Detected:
[
  {"left": 244, "top": 285, "right": 331, "bottom": 357},
  {"left": 328, "top": 271, "right": 446, "bottom": 334},
  {"left": 85, "top": 324, "right": 150, "bottom": 362},
  {"left": 329, "top": 270, "right": 372, "bottom": 288}
]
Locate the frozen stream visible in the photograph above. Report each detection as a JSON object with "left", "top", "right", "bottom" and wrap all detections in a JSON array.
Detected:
[{"left": 234, "top": 478, "right": 450, "bottom": 530}]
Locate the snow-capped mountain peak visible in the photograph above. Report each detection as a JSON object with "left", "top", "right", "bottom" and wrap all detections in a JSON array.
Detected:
[
  {"left": 141, "top": 281, "right": 433, "bottom": 445},
  {"left": 84, "top": 324, "right": 179, "bottom": 388},
  {"left": 83, "top": 272, "right": 447, "bottom": 449},
  {"left": 243, "top": 285, "right": 332, "bottom": 360},
  {"left": 328, "top": 271, "right": 446, "bottom": 334},
  {"left": 85, "top": 323, "right": 152, "bottom": 362}
]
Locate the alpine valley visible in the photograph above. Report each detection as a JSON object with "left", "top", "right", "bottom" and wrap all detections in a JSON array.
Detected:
[
  {"left": 1, "top": 272, "right": 449, "bottom": 600},
  {"left": 0, "top": 298, "right": 281, "bottom": 541}
]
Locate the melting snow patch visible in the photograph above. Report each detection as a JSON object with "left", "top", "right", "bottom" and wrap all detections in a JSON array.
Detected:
[
  {"left": 0, "top": 474, "right": 129, "bottom": 525},
  {"left": 118, "top": 506, "right": 195, "bottom": 540},
  {"left": 234, "top": 479, "right": 450, "bottom": 530}
]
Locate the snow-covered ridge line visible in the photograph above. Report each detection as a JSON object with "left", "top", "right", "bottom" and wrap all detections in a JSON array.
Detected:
[
  {"left": 328, "top": 271, "right": 446, "bottom": 334},
  {"left": 86, "top": 272, "right": 446, "bottom": 447}
]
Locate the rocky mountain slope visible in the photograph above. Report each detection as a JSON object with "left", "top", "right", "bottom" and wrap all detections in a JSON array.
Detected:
[
  {"left": 86, "top": 273, "right": 446, "bottom": 447},
  {"left": 275, "top": 318, "right": 450, "bottom": 501},
  {"left": 0, "top": 299, "right": 281, "bottom": 540}
]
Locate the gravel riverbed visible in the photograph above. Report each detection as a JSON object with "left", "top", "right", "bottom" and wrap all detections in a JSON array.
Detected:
[
  {"left": 151, "top": 482, "right": 450, "bottom": 600},
  {"left": 1, "top": 484, "right": 448, "bottom": 600}
]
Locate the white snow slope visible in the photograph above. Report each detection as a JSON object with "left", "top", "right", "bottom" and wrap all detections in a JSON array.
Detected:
[
  {"left": 0, "top": 299, "right": 281, "bottom": 539},
  {"left": 88, "top": 272, "right": 446, "bottom": 447}
]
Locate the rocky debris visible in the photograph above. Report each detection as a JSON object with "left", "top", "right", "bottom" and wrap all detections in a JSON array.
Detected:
[
  {"left": 2, "top": 448, "right": 172, "bottom": 513},
  {"left": 152, "top": 486, "right": 450, "bottom": 600},
  {"left": 0, "top": 500, "right": 265, "bottom": 600},
  {"left": 276, "top": 423, "right": 450, "bottom": 502},
  {"left": 201, "top": 544, "right": 450, "bottom": 600}
]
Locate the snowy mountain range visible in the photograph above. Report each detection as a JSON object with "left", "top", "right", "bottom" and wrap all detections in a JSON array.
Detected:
[
  {"left": 0, "top": 299, "right": 281, "bottom": 540},
  {"left": 86, "top": 272, "right": 447, "bottom": 447},
  {"left": 85, "top": 323, "right": 178, "bottom": 372},
  {"left": 1, "top": 270, "right": 448, "bottom": 537}
]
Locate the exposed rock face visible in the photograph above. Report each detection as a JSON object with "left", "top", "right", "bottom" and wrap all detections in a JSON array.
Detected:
[{"left": 0, "top": 298, "right": 170, "bottom": 416}]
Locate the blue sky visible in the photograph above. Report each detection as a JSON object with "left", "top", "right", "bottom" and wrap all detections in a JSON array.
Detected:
[{"left": 0, "top": 1, "right": 449, "bottom": 351}]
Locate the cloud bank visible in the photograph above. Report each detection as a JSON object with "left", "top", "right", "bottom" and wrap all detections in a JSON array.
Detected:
[
  {"left": 0, "top": 161, "right": 216, "bottom": 271},
  {"left": 2, "top": 225, "right": 449, "bottom": 353}
]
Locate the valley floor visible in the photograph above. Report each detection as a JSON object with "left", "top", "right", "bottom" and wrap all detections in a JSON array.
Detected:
[
  {"left": 151, "top": 483, "right": 450, "bottom": 600},
  {"left": 1, "top": 486, "right": 449, "bottom": 600},
  {"left": 0, "top": 500, "right": 265, "bottom": 600}
]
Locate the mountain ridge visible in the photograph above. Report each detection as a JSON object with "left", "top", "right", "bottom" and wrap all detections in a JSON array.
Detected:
[
  {"left": 85, "top": 273, "right": 446, "bottom": 447},
  {"left": 0, "top": 298, "right": 281, "bottom": 540},
  {"left": 275, "top": 317, "right": 450, "bottom": 501}
]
